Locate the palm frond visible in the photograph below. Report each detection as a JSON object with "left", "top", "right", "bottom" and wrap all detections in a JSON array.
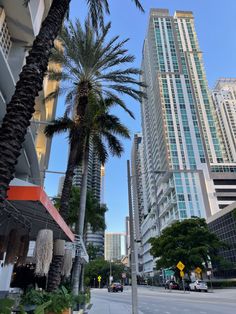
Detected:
[
  {"left": 102, "top": 132, "right": 124, "bottom": 157},
  {"left": 132, "top": 0, "right": 144, "bottom": 12},
  {"left": 44, "top": 117, "right": 73, "bottom": 137},
  {"left": 87, "top": 0, "right": 110, "bottom": 30},
  {"left": 91, "top": 134, "right": 108, "bottom": 164}
]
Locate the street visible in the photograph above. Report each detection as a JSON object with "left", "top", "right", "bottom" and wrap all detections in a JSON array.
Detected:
[{"left": 88, "top": 286, "right": 236, "bottom": 314}]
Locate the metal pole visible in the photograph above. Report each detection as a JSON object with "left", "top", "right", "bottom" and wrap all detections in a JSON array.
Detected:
[
  {"left": 127, "top": 160, "right": 138, "bottom": 314},
  {"left": 110, "top": 259, "right": 112, "bottom": 285}
]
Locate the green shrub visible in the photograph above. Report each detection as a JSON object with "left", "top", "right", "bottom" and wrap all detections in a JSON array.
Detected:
[{"left": 0, "top": 298, "right": 14, "bottom": 314}]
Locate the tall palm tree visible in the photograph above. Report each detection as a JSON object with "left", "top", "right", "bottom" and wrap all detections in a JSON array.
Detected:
[
  {"left": 45, "top": 97, "right": 131, "bottom": 293},
  {"left": 0, "top": 0, "right": 144, "bottom": 207},
  {"left": 46, "top": 18, "right": 145, "bottom": 219}
]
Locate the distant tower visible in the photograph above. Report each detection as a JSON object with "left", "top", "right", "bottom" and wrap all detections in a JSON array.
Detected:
[
  {"left": 131, "top": 133, "right": 145, "bottom": 241},
  {"left": 57, "top": 176, "right": 65, "bottom": 197},
  {"left": 100, "top": 165, "right": 105, "bottom": 204},
  {"left": 105, "top": 233, "right": 125, "bottom": 261},
  {"left": 212, "top": 79, "right": 236, "bottom": 162}
]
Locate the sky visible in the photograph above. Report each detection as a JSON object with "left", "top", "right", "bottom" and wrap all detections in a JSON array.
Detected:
[{"left": 44, "top": 0, "right": 236, "bottom": 233}]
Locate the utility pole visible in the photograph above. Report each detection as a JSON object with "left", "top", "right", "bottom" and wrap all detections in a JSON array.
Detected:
[{"left": 127, "top": 160, "right": 138, "bottom": 314}]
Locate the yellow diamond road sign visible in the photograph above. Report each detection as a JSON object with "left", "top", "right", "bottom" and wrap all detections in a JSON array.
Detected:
[
  {"left": 195, "top": 267, "right": 202, "bottom": 274},
  {"left": 180, "top": 270, "right": 184, "bottom": 278},
  {"left": 176, "top": 261, "right": 185, "bottom": 271},
  {"left": 98, "top": 275, "right": 102, "bottom": 282}
]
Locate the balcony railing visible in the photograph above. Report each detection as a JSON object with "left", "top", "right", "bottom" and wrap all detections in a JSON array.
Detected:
[{"left": 0, "top": 7, "right": 12, "bottom": 59}]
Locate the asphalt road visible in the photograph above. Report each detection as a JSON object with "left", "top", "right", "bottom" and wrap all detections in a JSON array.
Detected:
[{"left": 89, "top": 286, "right": 236, "bottom": 314}]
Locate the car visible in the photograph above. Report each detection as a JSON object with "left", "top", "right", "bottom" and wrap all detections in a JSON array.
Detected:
[
  {"left": 164, "top": 280, "right": 179, "bottom": 290},
  {"left": 108, "top": 282, "right": 123, "bottom": 292},
  {"left": 189, "top": 280, "right": 208, "bottom": 292}
]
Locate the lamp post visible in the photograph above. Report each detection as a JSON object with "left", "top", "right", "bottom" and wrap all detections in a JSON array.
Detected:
[{"left": 127, "top": 160, "right": 138, "bottom": 314}]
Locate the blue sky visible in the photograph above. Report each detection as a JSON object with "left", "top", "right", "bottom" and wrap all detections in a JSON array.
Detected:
[{"left": 44, "top": 0, "right": 236, "bottom": 233}]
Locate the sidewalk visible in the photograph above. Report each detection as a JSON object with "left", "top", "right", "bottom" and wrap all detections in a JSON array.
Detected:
[
  {"left": 87, "top": 299, "right": 133, "bottom": 314},
  {"left": 87, "top": 292, "right": 144, "bottom": 314}
]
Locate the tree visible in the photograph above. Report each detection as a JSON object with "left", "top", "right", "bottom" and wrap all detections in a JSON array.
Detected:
[
  {"left": 84, "top": 258, "right": 128, "bottom": 288},
  {"left": 0, "top": 0, "right": 144, "bottom": 208},
  {"left": 46, "top": 18, "right": 145, "bottom": 220},
  {"left": 86, "top": 244, "right": 101, "bottom": 261},
  {"left": 149, "top": 217, "right": 226, "bottom": 277},
  {"left": 53, "top": 186, "right": 107, "bottom": 232},
  {"left": 45, "top": 96, "right": 131, "bottom": 293}
]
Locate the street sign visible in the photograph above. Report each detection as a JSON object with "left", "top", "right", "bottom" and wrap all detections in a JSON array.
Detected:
[
  {"left": 180, "top": 270, "right": 184, "bottom": 278},
  {"left": 98, "top": 275, "right": 102, "bottom": 282},
  {"left": 122, "top": 272, "right": 126, "bottom": 278},
  {"left": 207, "top": 270, "right": 211, "bottom": 276},
  {"left": 109, "top": 275, "right": 113, "bottom": 282},
  {"left": 195, "top": 267, "right": 202, "bottom": 274},
  {"left": 176, "top": 261, "right": 185, "bottom": 271}
]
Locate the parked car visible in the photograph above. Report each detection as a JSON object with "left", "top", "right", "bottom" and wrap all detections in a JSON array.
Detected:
[
  {"left": 108, "top": 282, "right": 123, "bottom": 292},
  {"left": 189, "top": 280, "right": 208, "bottom": 292},
  {"left": 164, "top": 280, "right": 179, "bottom": 290}
]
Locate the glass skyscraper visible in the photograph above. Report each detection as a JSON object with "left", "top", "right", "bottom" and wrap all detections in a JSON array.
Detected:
[{"left": 140, "top": 9, "right": 223, "bottom": 275}]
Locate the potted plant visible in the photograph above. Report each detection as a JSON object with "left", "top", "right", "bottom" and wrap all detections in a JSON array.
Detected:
[
  {"left": 46, "top": 286, "right": 73, "bottom": 314},
  {"left": 21, "top": 286, "right": 73, "bottom": 314}
]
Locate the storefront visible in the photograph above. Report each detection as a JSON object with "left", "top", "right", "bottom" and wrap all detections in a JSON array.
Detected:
[{"left": 0, "top": 179, "right": 75, "bottom": 295}]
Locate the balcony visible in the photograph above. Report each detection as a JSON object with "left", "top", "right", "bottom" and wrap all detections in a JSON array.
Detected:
[
  {"left": 159, "top": 197, "right": 177, "bottom": 215},
  {"left": 0, "top": 1, "right": 51, "bottom": 42},
  {"left": 0, "top": 7, "right": 15, "bottom": 105}
]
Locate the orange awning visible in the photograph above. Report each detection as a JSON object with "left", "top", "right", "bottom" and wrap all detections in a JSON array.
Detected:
[{"left": 5, "top": 183, "right": 74, "bottom": 242}]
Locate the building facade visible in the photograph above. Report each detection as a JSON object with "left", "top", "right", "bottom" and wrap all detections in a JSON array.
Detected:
[
  {"left": 104, "top": 232, "right": 125, "bottom": 261},
  {"left": 0, "top": 0, "right": 60, "bottom": 293},
  {"left": 0, "top": 1, "right": 59, "bottom": 187},
  {"left": 209, "top": 79, "right": 236, "bottom": 209},
  {"left": 212, "top": 79, "right": 236, "bottom": 163},
  {"left": 139, "top": 9, "right": 228, "bottom": 275},
  {"left": 207, "top": 201, "right": 236, "bottom": 265}
]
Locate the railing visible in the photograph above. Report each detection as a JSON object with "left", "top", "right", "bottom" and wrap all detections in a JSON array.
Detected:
[{"left": 0, "top": 7, "right": 12, "bottom": 59}]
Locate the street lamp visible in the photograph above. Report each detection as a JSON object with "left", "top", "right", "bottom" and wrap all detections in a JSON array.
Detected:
[{"left": 127, "top": 160, "right": 138, "bottom": 314}]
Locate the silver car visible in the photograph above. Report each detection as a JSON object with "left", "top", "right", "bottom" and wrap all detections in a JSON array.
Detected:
[{"left": 189, "top": 280, "right": 208, "bottom": 292}]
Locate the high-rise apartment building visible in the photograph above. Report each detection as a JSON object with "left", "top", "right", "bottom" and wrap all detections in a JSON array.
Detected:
[
  {"left": 105, "top": 232, "right": 125, "bottom": 261},
  {"left": 73, "top": 143, "right": 104, "bottom": 256},
  {"left": 212, "top": 79, "right": 236, "bottom": 163},
  {"left": 131, "top": 133, "right": 146, "bottom": 240},
  {"left": 140, "top": 9, "right": 225, "bottom": 275},
  {"left": 210, "top": 78, "right": 236, "bottom": 209},
  {"left": 131, "top": 133, "right": 146, "bottom": 273}
]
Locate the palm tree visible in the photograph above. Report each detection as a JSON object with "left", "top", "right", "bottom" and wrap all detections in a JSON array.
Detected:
[
  {"left": 54, "top": 186, "right": 107, "bottom": 232},
  {"left": 46, "top": 18, "right": 145, "bottom": 219},
  {"left": 45, "top": 96, "right": 131, "bottom": 293},
  {"left": 0, "top": 0, "right": 144, "bottom": 207}
]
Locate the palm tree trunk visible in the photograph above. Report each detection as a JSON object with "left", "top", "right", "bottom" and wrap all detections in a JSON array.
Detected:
[
  {"left": 72, "top": 142, "right": 90, "bottom": 295},
  {"left": 0, "top": 0, "right": 70, "bottom": 206},
  {"left": 59, "top": 140, "right": 79, "bottom": 220}
]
